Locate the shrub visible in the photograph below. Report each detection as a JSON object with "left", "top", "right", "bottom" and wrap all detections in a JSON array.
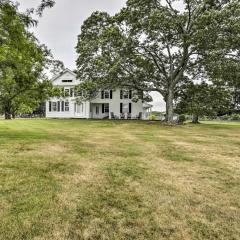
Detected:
[
  {"left": 178, "top": 114, "right": 186, "bottom": 124},
  {"left": 149, "top": 114, "right": 157, "bottom": 121},
  {"left": 219, "top": 115, "right": 231, "bottom": 121},
  {"left": 231, "top": 114, "right": 240, "bottom": 121}
]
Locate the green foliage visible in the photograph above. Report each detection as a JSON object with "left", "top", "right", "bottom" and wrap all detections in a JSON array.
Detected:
[
  {"left": 149, "top": 114, "right": 157, "bottom": 121},
  {"left": 176, "top": 82, "right": 231, "bottom": 123},
  {"left": 178, "top": 115, "right": 186, "bottom": 124},
  {"left": 230, "top": 113, "right": 240, "bottom": 121},
  {"left": 0, "top": 1, "right": 57, "bottom": 119},
  {"left": 76, "top": 0, "right": 240, "bottom": 123}
]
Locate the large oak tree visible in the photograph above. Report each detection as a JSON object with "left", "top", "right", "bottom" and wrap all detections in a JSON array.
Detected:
[{"left": 76, "top": 0, "right": 240, "bottom": 123}]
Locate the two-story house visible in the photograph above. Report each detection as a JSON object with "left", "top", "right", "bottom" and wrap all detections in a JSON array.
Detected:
[{"left": 46, "top": 69, "right": 152, "bottom": 119}]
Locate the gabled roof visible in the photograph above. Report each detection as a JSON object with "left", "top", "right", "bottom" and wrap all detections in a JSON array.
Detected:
[{"left": 51, "top": 68, "right": 77, "bottom": 82}]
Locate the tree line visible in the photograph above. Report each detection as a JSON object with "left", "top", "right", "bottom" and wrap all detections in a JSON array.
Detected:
[{"left": 1, "top": 0, "right": 240, "bottom": 122}]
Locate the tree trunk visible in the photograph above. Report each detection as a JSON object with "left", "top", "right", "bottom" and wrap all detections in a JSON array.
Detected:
[
  {"left": 166, "top": 88, "right": 174, "bottom": 123},
  {"left": 4, "top": 105, "right": 12, "bottom": 120},
  {"left": 165, "top": 95, "right": 168, "bottom": 121},
  {"left": 12, "top": 112, "right": 16, "bottom": 119},
  {"left": 5, "top": 111, "right": 12, "bottom": 120},
  {"left": 192, "top": 114, "right": 199, "bottom": 124}
]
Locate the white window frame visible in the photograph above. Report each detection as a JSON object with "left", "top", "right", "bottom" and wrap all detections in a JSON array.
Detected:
[
  {"left": 123, "top": 90, "right": 129, "bottom": 99},
  {"left": 52, "top": 102, "right": 57, "bottom": 112},
  {"left": 104, "top": 90, "right": 110, "bottom": 99},
  {"left": 96, "top": 105, "right": 99, "bottom": 115},
  {"left": 64, "top": 88, "right": 70, "bottom": 97},
  {"left": 65, "top": 102, "right": 70, "bottom": 112},
  {"left": 122, "top": 103, "right": 129, "bottom": 113},
  {"left": 104, "top": 104, "right": 109, "bottom": 113}
]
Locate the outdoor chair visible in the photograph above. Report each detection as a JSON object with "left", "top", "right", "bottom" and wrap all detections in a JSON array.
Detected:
[
  {"left": 120, "top": 113, "right": 125, "bottom": 119},
  {"left": 110, "top": 112, "right": 118, "bottom": 119},
  {"left": 127, "top": 113, "right": 132, "bottom": 119}
]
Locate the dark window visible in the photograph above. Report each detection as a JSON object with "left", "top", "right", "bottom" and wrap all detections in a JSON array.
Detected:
[
  {"left": 110, "top": 90, "right": 113, "bottom": 99},
  {"left": 62, "top": 80, "right": 73, "bottom": 83},
  {"left": 123, "top": 90, "right": 129, "bottom": 99},
  {"left": 129, "top": 90, "right": 132, "bottom": 99},
  {"left": 70, "top": 88, "right": 74, "bottom": 97},
  {"left": 120, "top": 90, "right": 123, "bottom": 99},
  {"left": 104, "top": 91, "right": 110, "bottom": 99},
  {"left": 49, "top": 101, "right": 52, "bottom": 112},
  {"left": 52, "top": 102, "right": 57, "bottom": 112},
  {"left": 104, "top": 104, "right": 109, "bottom": 113},
  {"left": 101, "top": 90, "right": 110, "bottom": 99},
  {"left": 64, "top": 88, "right": 70, "bottom": 96},
  {"left": 120, "top": 90, "right": 131, "bottom": 99},
  {"left": 57, "top": 101, "right": 61, "bottom": 112},
  {"left": 61, "top": 101, "right": 65, "bottom": 112},
  {"left": 65, "top": 102, "right": 69, "bottom": 111},
  {"left": 102, "top": 104, "right": 105, "bottom": 113},
  {"left": 129, "top": 103, "right": 132, "bottom": 114},
  {"left": 120, "top": 103, "right": 123, "bottom": 113}
]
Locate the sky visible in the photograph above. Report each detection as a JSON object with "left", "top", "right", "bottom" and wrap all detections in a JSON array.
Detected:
[{"left": 19, "top": 0, "right": 165, "bottom": 111}]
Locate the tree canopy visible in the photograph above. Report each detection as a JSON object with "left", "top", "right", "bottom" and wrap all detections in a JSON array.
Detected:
[
  {"left": 76, "top": 0, "right": 240, "bottom": 123},
  {"left": 0, "top": 0, "right": 60, "bottom": 119},
  {"left": 175, "top": 82, "right": 231, "bottom": 123}
]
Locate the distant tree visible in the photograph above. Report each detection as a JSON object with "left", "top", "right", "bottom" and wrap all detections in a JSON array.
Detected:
[
  {"left": 76, "top": 0, "right": 240, "bottom": 123},
  {"left": 49, "top": 59, "right": 65, "bottom": 76},
  {"left": 175, "top": 82, "right": 231, "bottom": 123},
  {"left": 206, "top": 59, "right": 240, "bottom": 112}
]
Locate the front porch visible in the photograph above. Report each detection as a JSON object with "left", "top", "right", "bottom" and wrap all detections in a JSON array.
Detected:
[{"left": 90, "top": 103, "right": 152, "bottom": 120}]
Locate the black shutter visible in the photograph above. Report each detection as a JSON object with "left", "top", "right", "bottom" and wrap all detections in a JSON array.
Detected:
[
  {"left": 129, "top": 103, "right": 132, "bottom": 114},
  {"left": 102, "top": 104, "right": 105, "bottom": 113},
  {"left": 57, "top": 101, "right": 60, "bottom": 112},
  {"left": 129, "top": 90, "right": 132, "bottom": 99},
  {"left": 61, "top": 101, "right": 64, "bottom": 112},
  {"left": 110, "top": 90, "right": 113, "bottom": 99},
  {"left": 101, "top": 90, "right": 104, "bottom": 99},
  {"left": 120, "top": 103, "right": 123, "bottom": 113},
  {"left": 120, "top": 90, "right": 123, "bottom": 99},
  {"left": 70, "top": 88, "right": 74, "bottom": 97},
  {"left": 49, "top": 101, "right": 52, "bottom": 112}
]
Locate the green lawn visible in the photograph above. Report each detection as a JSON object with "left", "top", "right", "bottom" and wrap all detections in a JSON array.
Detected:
[{"left": 0, "top": 119, "right": 239, "bottom": 240}]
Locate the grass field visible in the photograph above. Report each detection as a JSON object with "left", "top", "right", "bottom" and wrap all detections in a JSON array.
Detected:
[{"left": 0, "top": 119, "right": 239, "bottom": 240}]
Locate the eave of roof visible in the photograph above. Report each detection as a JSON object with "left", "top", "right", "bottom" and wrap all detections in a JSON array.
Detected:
[{"left": 51, "top": 68, "right": 77, "bottom": 82}]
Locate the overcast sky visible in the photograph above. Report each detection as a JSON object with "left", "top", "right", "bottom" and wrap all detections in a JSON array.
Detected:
[{"left": 19, "top": 0, "right": 165, "bottom": 111}]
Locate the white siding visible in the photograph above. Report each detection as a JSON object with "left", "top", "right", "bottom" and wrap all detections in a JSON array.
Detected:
[{"left": 46, "top": 69, "right": 146, "bottom": 119}]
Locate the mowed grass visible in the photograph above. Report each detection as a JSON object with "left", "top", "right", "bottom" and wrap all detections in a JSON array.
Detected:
[{"left": 0, "top": 119, "right": 239, "bottom": 240}]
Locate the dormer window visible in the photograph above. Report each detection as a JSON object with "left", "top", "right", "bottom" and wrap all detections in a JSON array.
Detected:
[{"left": 62, "top": 80, "right": 73, "bottom": 83}]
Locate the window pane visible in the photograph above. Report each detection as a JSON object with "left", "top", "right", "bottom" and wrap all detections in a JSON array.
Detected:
[
  {"left": 64, "top": 89, "right": 70, "bottom": 96},
  {"left": 123, "top": 90, "right": 129, "bottom": 99},
  {"left": 122, "top": 103, "right": 129, "bottom": 113},
  {"left": 52, "top": 102, "right": 57, "bottom": 112},
  {"left": 104, "top": 104, "right": 109, "bottom": 113},
  {"left": 65, "top": 102, "right": 69, "bottom": 111},
  {"left": 104, "top": 91, "right": 110, "bottom": 99}
]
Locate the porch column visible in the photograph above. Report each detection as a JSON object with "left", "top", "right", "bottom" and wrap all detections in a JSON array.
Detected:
[{"left": 85, "top": 102, "right": 91, "bottom": 119}]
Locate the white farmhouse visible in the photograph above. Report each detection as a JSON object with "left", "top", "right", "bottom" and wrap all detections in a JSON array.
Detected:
[{"left": 46, "top": 69, "right": 152, "bottom": 119}]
